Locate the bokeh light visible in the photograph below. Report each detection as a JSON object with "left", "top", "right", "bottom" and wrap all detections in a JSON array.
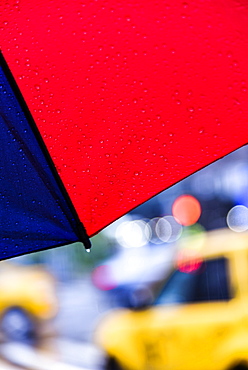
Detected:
[
  {"left": 91, "top": 265, "right": 117, "bottom": 291},
  {"left": 115, "top": 220, "right": 150, "bottom": 248},
  {"left": 156, "top": 216, "right": 182, "bottom": 243},
  {"left": 172, "top": 195, "right": 201, "bottom": 226},
  {"left": 226, "top": 205, "right": 248, "bottom": 232},
  {"left": 177, "top": 249, "right": 203, "bottom": 273},
  {"left": 155, "top": 217, "right": 171, "bottom": 242},
  {"left": 145, "top": 218, "right": 164, "bottom": 244}
]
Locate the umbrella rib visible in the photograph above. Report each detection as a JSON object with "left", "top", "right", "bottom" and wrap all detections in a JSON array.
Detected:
[{"left": 0, "top": 52, "right": 91, "bottom": 250}]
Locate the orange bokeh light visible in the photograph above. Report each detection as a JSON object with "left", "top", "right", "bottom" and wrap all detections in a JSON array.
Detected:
[{"left": 172, "top": 195, "right": 201, "bottom": 226}]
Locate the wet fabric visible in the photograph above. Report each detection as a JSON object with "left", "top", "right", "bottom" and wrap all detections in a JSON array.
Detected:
[
  {"left": 0, "top": 62, "right": 80, "bottom": 259},
  {"left": 0, "top": 1, "right": 248, "bottom": 258}
]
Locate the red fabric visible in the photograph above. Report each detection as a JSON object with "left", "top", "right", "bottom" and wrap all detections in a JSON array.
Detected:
[{"left": 1, "top": 1, "right": 248, "bottom": 236}]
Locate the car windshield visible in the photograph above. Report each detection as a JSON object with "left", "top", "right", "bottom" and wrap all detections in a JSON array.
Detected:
[{"left": 155, "top": 257, "right": 231, "bottom": 306}]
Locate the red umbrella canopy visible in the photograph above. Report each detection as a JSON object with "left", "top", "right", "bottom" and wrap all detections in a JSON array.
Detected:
[{"left": 0, "top": 0, "right": 248, "bottom": 242}]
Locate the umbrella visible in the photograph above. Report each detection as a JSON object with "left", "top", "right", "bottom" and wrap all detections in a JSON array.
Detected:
[{"left": 0, "top": 0, "right": 247, "bottom": 259}]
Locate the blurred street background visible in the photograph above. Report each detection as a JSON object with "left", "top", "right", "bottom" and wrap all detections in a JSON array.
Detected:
[{"left": 0, "top": 145, "right": 248, "bottom": 369}]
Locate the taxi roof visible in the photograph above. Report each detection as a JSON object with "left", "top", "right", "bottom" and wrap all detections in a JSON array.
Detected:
[{"left": 176, "top": 228, "right": 248, "bottom": 262}]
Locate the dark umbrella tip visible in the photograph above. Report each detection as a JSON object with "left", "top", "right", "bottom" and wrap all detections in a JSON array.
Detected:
[{"left": 77, "top": 222, "right": 92, "bottom": 251}]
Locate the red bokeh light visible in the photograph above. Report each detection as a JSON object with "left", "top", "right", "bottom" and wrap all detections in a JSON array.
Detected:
[
  {"left": 172, "top": 195, "right": 201, "bottom": 226},
  {"left": 176, "top": 250, "right": 203, "bottom": 273}
]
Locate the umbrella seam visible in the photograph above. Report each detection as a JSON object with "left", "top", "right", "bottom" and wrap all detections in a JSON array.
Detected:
[{"left": 0, "top": 51, "right": 91, "bottom": 250}]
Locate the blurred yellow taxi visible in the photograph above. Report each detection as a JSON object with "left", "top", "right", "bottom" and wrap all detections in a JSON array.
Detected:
[
  {"left": 0, "top": 262, "right": 58, "bottom": 341},
  {"left": 95, "top": 228, "right": 248, "bottom": 370}
]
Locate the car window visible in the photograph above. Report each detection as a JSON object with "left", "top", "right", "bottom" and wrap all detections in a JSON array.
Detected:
[{"left": 155, "top": 257, "right": 231, "bottom": 305}]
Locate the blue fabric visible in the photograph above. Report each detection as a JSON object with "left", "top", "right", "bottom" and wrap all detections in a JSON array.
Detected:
[{"left": 0, "top": 64, "right": 80, "bottom": 259}]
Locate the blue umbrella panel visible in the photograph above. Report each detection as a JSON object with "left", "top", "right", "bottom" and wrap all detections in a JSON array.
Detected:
[{"left": 0, "top": 54, "right": 89, "bottom": 260}]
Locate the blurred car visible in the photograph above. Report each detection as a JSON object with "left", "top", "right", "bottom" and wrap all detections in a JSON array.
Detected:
[
  {"left": 91, "top": 244, "right": 175, "bottom": 308},
  {"left": 0, "top": 262, "right": 58, "bottom": 341},
  {"left": 95, "top": 228, "right": 248, "bottom": 370}
]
